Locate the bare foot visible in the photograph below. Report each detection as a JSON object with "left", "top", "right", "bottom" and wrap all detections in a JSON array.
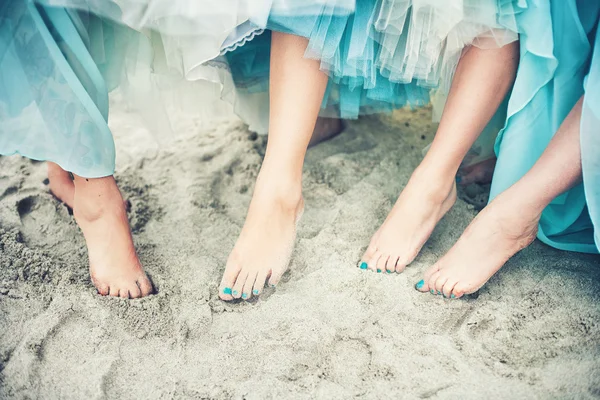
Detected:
[
  {"left": 219, "top": 170, "right": 304, "bottom": 301},
  {"left": 73, "top": 176, "right": 153, "bottom": 298},
  {"left": 309, "top": 117, "right": 345, "bottom": 147},
  {"left": 457, "top": 157, "right": 496, "bottom": 186},
  {"left": 416, "top": 190, "right": 539, "bottom": 298},
  {"left": 360, "top": 167, "right": 457, "bottom": 274},
  {"left": 47, "top": 162, "right": 74, "bottom": 208}
]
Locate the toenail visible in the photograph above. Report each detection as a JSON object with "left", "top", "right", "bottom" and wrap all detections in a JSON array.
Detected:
[
  {"left": 437, "top": 291, "right": 442, "bottom": 295},
  {"left": 223, "top": 287, "right": 232, "bottom": 295},
  {"left": 387, "top": 270, "right": 393, "bottom": 274},
  {"left": 430, "top": 289, "right": 435, "bottom": 294},
  {"left": 359, "top": 262, "right": 368, "bottom": 270},
  {"left": 377, "top": 269, "right": 381, "bottom": 273},
  {"left": 451, "top": 294, "right": 456, "bottom": 299},
  {"left": 233, "top": 290, "right": 238, "bottom": 296},
  {"left": 415, "top": 280, "right": 425, "bottom": 290},
  {"left": 242, "top": 293, "right": 248, "bottom": 299},
  {"left": 252, "top": 289, "right": 259, "bottom": 295}
]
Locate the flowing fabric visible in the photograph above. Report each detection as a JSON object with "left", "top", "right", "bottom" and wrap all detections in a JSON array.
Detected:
[
  {"left": 490, "top": 0, "right": 600, "bottom": 253},
  {"left": 225, "top": 0, "right": 526, "bottom": 131},
  {"left": 0, "top": 1, "right": 115, "bottom": 177}
]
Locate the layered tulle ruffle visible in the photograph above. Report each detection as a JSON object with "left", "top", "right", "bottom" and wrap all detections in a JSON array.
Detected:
[{"left": 226, "top": 0, "right": 526, "bottom": 128}]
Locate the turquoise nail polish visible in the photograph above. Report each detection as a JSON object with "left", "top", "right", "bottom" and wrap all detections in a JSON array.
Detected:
[
  {"left": 233, "top": 290, "right": 238, "bottom": 296},
  {"left": 430, "top": 289, "right": 435, "bottom": 294},
  {"left": 252, "top": 289, "right": 259, "bottom": 295},
  {"left": 415, "top": 280, "right": 425, "bottom": 290},
  {"left": 242, "top": 293, "right": 248, "bottom": 299},
  {"left": 223, "top": 287, "right": 232, "bottom": 295},
  {"left": 359, "top": 262, "right": 368, "bottom": 270},
  {"left": 451, "top": 294, "right": 456, "bottom": 299},
  {"left": 437, "top": 291, "right": 442, "bottom": 295},
  {"left": 377, "top": 269, "right": 381, "bottom": 273}
]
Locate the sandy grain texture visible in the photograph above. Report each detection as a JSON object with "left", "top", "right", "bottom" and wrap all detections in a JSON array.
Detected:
[{"left": 1, "top": 98, "right": 599, "bottom": 399}]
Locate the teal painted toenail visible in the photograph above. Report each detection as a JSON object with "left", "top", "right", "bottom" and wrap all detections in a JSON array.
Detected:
[
  {"left": 223, "top": 287, "right": 232, "bottom": 295},
  {"left": 430, "top": 289, "right": 435, "bottom": 294},
  {"left": 451, "top": 294, "right": 456, "bottom": 299},
  {"left": 415, "top": 280, "right": 425, "bottom": 290},
  {"left": 387, "top": 270, "right": 393, "bottom": 274},
  {"left": 252, "top": 289, "right": 259, "bottom": 295},
  {"left": 437, "top": 291, "right": 442, "bottom": 295},
  {"left": 233, "top": 290, "right": 238, "bottom": 296},
  {"left": 377, "top": 269, "right": 381, "bottom": 273},
  {"left": 242, "top": 293, "right": 248, "bottom": 299},
  {"left": 359, "top": 262, "right": 368, "bottom": 270}
]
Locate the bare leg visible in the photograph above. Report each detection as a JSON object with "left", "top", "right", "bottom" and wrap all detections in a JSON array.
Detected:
[
  {"left": 47, "top": 162, "right": 75, "bottom": 208},
  {"left": 360, "top": 41, "right": 519, "bottom": 273},
  {"left": 72, "top": 175, "right": 153, "bottom": 298},
  {"left": 219, "top": 32, "right": 329, "bottom": 301},
  {"left": 418, "top": 97, "right": 584, "bottom": 297}
]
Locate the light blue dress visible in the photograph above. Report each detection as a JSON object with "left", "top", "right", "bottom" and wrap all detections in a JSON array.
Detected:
[
  {"left": 226, "top": 0, "right": 526, "bottom": 120},
  {"left": 490, "top": 0, "right": 600, "bottom": 253},
  {"left": 0, "top": 2, "right": 116, "bottom": 177}
]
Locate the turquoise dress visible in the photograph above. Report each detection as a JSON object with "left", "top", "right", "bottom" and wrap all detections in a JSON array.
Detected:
[
  {"left": 0, "top": 1, "right": 116, "bottom": 178},
  {"left": 490, "top": 0, "right": 600, "bottom": 253},
  {"left": 225, "top": 0, "right": 525, "bottom": 124}
]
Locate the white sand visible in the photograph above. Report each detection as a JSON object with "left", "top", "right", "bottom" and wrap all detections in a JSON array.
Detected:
[{"left": 1, "top": 98, "right": 599, "bottom": 399}]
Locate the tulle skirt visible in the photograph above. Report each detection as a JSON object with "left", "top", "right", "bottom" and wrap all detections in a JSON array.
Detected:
[
  {"left": 490, "top": 0, "right": 600, "bottom": 253},
  {"left": 225, "top": 0, "right": 525, "bottom": 130}
]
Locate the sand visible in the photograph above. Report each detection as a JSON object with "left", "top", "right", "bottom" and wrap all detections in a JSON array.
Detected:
[{"left": 1, "top": 96, "right": 599, "bottom": 399}]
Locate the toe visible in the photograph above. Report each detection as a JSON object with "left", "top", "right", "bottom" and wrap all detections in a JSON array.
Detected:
[
  {"left": 95, "top": 281, "right": 110, "bottom": 296},
  {"left": 395, "top": 256, "right": 408, "bottom": 274},
  {"left": 441, "top": 278, "right": 458, "bottom": 299},
  {"left": 219, "top": 260, "right": 242, "bottom": 301},
  {"left": 367, "top": 251, "right": 382, "bottom": 272},
  {"left": 137, "top": 275, "right": 154, "bottom": 297},
  {"left": 232, "top": 269, "right": 249, "bottom": 299},
  {"left": 375, "top": 254, "right": 389, "bottom": 274},
  {"left": 386, "top": 255, "right": 399, "bottom": 273},
  {"left": 360, "top": 242, "right": 378, "bottom": 268},
  {"left": 267, "top": 267, "right": 284, "bottom": 287},
  {"left": 432, "top": 274, "right": 448, "bottom": 296},
  {"left": 242, "top": 271, "right": 258, "bottom": 300},
  {"left": 252, "top": 269, "right": 269, "bottom": 297},
  {"left": 129, "top": 282, "right": 142, "bottom": 299},
  {"left": 108, "top": 285, "right": 120, "bottom": 297},
  {"left": 119, "top": 288, "right": 130, "bottom": 299},
  {"left": 426, "top": 271, "right": 442, "bottom": 295}
]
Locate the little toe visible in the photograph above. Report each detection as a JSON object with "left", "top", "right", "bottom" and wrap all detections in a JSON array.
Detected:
[{"left": 266, "top": 268, "right": 283, "bottom": 288}]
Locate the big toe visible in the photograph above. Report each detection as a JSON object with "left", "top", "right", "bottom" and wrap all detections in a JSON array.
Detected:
[{"left": 219, "top": 260, "right": 242, "bottom": 301}]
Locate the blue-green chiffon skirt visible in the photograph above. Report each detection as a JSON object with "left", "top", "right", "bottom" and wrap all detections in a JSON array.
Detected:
[
  {"left": 490, "top": 0, "right": 600, "bottom": 253},
  {"left": 0, "top": 2, "right": 118, "bottom": 177}
]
